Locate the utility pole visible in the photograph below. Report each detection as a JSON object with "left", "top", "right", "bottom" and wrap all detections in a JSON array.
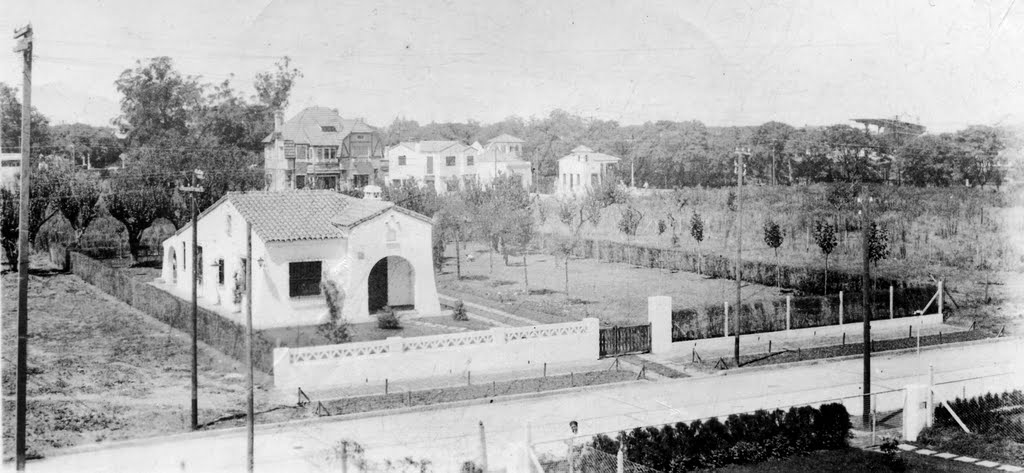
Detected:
[
  {"left": 860, "top": 192, "right": 873, "bottom": 426},
  {"left": 13, "top": 23, "right": 33, "bottom": 472},
  {"left": 179, "top": 169, "right": 204, "bottom": 431},
  {"left": 245, "top": 222, "right": 254, "bottom": 472},
  {"left": 733, "top": 147, "right": 749, "bottom": 366}
]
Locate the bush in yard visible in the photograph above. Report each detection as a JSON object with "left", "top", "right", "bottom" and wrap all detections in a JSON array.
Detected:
[
  {"left": 316, "top": 277, "right": 350, "bottom": 344},
  {"left": 452, "top": 299, "right": 468, "bottom": 321},
  {"left": 376, "top": 306, "right": 401, "bottom": 329},
  {"left": 813, "top": 220, "right": 838, "bottom": 295}
]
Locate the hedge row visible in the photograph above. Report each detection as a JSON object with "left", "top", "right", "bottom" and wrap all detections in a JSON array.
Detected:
[
  {"left": 70, "top": 252, "right": 276, "bottom": 373},
  {"left": 589, "top": 403, "right": 852, "bottom": 471},
  {"left": 535, "top": 234, "right": 935, "bottom": 297},
  {"left": 671, "top": 287, "right": 938, "bottom": 341}
]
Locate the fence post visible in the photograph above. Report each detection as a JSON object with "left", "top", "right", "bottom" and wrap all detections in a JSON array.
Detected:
[
  {"left": 889, "top": 285, "right": 894, "bottom": 319},
  {"left": 937, "top": 281, "right": 943, "bottom": 316},
  {"left": 839, "top": 291, "right": 844, "bottom": 325},
  {"left": 786, "top": 296, "right": 791, "bottom": 331},
  {"left": 478, "top": 421, "right": 488, "bottom": 472},
  {"left": 916, "top": 326, "right": 921, "bottom": 355},
  {"left": 927, "top": 364, "right": 935, "bottom": 428},
  {"left": 724, "top": 302, "right": 729, "bottom": 338}
]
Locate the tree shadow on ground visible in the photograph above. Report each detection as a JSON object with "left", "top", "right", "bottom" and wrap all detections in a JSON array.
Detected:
[
  {"left": 567, "top": 298, "right": 594, "bottom": 305},
  {"left": 528, "top": 288, "right": 557, "bottom": 296},
  {"left": 461, "top": 275, "right": 488, "bottom": 281},
  {"left": 490, "top": 280, "right": 516, "bottom": 287}
]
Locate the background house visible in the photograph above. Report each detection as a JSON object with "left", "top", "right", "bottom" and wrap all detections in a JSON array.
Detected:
[
  {"left": 475, "top": 147, "right": 533, "bottom": 189},
  {"left": 158, "top": 190, "right": 441, "bottom": 329},
  {"left": 263, "top": 107, "right": 386, "bottom": 191},
  {"left": 556, "top": 145, "right": 620, "bottom": 196},
  {"left": 385, "top": 140, "right": 477, "bottom": 193}
]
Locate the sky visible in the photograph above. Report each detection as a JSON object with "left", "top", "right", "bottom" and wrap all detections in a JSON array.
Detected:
[{"left": 0, "top": 0, "right": 1022, "bottom": 133}]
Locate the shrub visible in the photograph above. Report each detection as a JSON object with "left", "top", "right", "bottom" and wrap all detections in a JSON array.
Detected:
[
  {"left": 452, "top": 300, "right": 468, "bottom": 321},
  {"left": 376, "top": 306, "right": 401, "bottom": 329}
]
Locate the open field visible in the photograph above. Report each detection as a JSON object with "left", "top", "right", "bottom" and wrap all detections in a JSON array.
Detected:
[
  {"left": 437, "top": 243, "right": 785, "bottom": 327},
  {"left": 537, "top": 184, "right": 1024, "bottom": 294},
  {"left": 0, "top": 264, "right": 273, "bottom": 460}
]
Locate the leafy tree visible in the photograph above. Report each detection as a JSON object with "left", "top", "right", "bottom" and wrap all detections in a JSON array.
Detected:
[
  {"left": 1, "top": 187, "right": 17, "bottom": 268},
  {"left": 867, "top": 222, "right": 890, "bottom": 267},
  {"left": 0, "top": 82, "right": 51, "bottom": 156},
  {"left": 383, "top": 179, "right": 440, "bottom": 217},
  {"left": 823, "top": 124, "right": 879, "bottom": 182},
  {"left": 103, "top": 166, "right": 175, "bottom": 262},
  {"left": 254, "top": 56, "right": 303, "bottom": 110},
  {"left": 690, "top": 211, "right": 705, "bottom": 274},
  {"left": 114, "top": 57, "right": 204, "bottom": 146},
  {"left": 952, "top": 125, "right": 1006, "bottom": 187},
  {"left": 763, "top": 219, "right": 784, "bottom": 287},
  {"left": 0, "top": 161, "right": 65, "bottom": 270},
  {"left": 813, "top": 221, "right": 838, "bottom": 295},
  {"left": 554, "top": 192, "right": 603, "bottom": 299},
  {"left": 896, "top": 135, "right": 958, "bottom": 186},
  {"left": 751, "top": 121, "right": 795, "bottom": 185},
  {"left": 617, "top": 206, "right": 643, "bottom": 238},
  {"left": 435, "top": 193, "right": 471, "bottom": 278},
  {"left": 53, "top": 164, "right": 102, "bottom": 247}
]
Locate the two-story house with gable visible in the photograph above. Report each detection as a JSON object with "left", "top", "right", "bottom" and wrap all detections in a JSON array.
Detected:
[
  {"left": 385, "top": 141, "right": 478, "bottom": 194},
  {"left": 263, "top": 107, "right": 387, "bottom": 191}
]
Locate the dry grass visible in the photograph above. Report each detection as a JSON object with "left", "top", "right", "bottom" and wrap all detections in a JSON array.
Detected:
[{"left": 1, "top": 265, "right": 272, "bottom": 460}]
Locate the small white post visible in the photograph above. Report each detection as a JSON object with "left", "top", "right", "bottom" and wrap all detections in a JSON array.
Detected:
[
  {"left": 839, "top": 291, "right": 844, "bottom": 325},
  {"left": 937, "top": 281, "right": 944, "bottom": 316},
  {"left": 916, "top": 326, "right": 921, "bottom": 355},
  {"left": 927, "top": 364, "right": 935, "bottom": 428},
  {"left": 786, "top": 296, "right": 792, "bottom": 331},
  {"left": 889, "top": 285, "right": 894, "bottom": 319},
  {"left": 616, "top": 433, "right": 625, "bottom": 473},
  {"left": 724, "top": 302, "right": 729, "bottom": 338}
]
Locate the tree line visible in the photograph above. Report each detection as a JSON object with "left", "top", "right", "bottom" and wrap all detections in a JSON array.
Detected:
[{"left": 381, "top": 114, "right": 1011, "bottom": 189}]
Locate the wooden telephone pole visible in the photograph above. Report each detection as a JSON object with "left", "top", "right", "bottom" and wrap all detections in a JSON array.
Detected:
[
  {"left": 860, "top": 193, "right": 873, "bottom": 426},
  {"left": 733, "top": 147, "right": 750, "bottom": 366},
  {"left": 13, "top": 23, "right": 33, "bottom": 471},
  {"left": 179, "top": 169, "right": 204, "bottom": 430}
]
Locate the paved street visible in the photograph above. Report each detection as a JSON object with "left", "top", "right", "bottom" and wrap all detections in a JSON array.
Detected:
[{"left": 27, "top": 338, "right": 1023, "bottom": 472}]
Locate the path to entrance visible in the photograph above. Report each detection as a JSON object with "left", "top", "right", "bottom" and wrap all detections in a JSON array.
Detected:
[{"left": 437, "top": 293, "right": 542, "bottom": 327}]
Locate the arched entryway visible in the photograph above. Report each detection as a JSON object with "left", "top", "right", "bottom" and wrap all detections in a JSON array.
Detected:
[{"left": 367, "top": 256, "right": 415, "bottom": 313}]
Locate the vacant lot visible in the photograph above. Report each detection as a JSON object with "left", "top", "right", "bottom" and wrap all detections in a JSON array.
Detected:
[
  {"left": 437, "top": 243, "right": 783, "bottom": 326},
  {"left": 1, "top": 266, "right": 275, "bottom": 460}
]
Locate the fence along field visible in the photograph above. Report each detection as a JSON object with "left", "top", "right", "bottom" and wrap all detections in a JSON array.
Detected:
[{"left": 537, "top": 183, "right": 1024, "bottom": 292}]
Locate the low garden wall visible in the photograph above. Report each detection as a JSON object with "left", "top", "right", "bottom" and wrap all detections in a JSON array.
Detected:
[
  {"left": 675, "top": 311, "right": 943, "bottom": 354},
  {"left": 69, "top": 252, "right": 276, "bottom": 373},
  {"left": 273, "top": 318, "right": 600, "bottom": 390},
  {"left": 535, "top": 233, "right": 936, "bottom": 297}
]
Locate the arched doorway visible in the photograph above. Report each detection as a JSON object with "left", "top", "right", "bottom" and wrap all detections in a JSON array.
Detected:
[{"left": 367, "top": 256, "right": 415, "bottom": 313}]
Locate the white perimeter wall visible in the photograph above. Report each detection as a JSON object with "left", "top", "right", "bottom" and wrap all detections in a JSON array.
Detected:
[{"left": 273, "top": 318, "right": 600, "bottom": 389}]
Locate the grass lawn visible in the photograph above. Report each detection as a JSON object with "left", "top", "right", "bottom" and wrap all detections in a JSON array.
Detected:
[
  {"left": 1, "top": 265, "right": 273, "bottom": 460},
  {"left": 715, "top": 448, "right": 996, "bottom": 472},
  {"left": 437, "top": 242, "right": 784, "bottom": 327}
]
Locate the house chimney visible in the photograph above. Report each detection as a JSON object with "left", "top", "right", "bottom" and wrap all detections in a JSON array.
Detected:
[{"left": 274, "top": 111, "right": 284, "bottom": 133}]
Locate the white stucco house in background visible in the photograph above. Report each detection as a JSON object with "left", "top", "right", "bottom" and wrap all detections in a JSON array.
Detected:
[
  {"left": 556, "top": 145, "right": 621, "bottom": 196},
  {"left": 158, "top": 190, "right": 441, "bottom": 329},
  {"left": 475, "top": 147, "right": 533, "bottom": 189},
  {"left": 385, "top": 140, "right": 477, "bottom": 193}
]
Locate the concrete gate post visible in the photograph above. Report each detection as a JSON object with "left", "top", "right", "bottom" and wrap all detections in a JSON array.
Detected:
[
  {"left": 903, "top": 384, "right": 930, "bottom": 441},
  {"left": 648, "top": 296, "right": 672, "bottom": 354}
]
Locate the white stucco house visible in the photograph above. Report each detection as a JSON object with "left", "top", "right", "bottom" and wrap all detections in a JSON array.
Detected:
[
  {"left": 385, "top": 141, "right": 478, "bottom": 193},
  {"left": 158, "top": 190, "right": 442, "bottom": 329},
  {"left": 556, "top": 145, "right": 621, "bottom": 196},
  {"left": 475, "top": 148, "right": 533, "bottom": 190}
]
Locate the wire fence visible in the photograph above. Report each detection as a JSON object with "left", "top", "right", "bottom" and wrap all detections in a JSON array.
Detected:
[{"left": 539, "top": 445, "right": 663, "bottom": 473}]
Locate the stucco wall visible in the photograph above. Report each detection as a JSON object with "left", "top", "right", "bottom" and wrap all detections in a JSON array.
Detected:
[
  {"left": 273, "top": 318, "right": 600, "bottom": 389},
  {"left": 673, "top": 312, "right": 944, "bottom": 354}
]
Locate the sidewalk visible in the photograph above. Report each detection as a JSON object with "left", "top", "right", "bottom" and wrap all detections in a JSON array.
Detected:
[
  {"left": 270, "top": 356, "right": 632, "bottom": 404},
  {"left": 643, "top": 321, "right": 969, "bottom": 371}
]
